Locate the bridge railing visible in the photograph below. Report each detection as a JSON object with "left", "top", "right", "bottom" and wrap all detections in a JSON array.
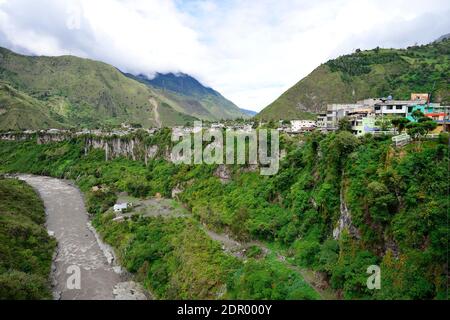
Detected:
[{"left": 392, "top": 133, "right": 411, "bottom": 147}]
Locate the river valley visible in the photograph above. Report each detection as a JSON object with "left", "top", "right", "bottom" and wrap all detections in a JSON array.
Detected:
[{"left": 18, "top": 175, "right": 147, "bottom": 300}]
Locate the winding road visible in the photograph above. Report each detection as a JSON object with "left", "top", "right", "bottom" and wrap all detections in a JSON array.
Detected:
[{"left": 19, "top": 175, "right": 147, "bottom": 300}]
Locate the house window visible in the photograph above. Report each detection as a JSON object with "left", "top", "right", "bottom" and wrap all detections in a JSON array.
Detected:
[
  {"left": 396, "top": 105, "right": 403, "bottom": 110},
  {"left": 375, "top": 106, "right": 381, "bottom": 111},
  {"left": 387, "top": 106, "right": 393, "bottom": 110}
]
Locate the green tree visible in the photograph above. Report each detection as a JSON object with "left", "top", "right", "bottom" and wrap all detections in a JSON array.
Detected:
[
  {"left": 411, "top": 110, "right": 425, "bottom": 121},
  {"left": 407, "top": 118, "right": 437, "bottom": 140},
  {"left": 391, "top": 117, "right": 410, "bottom": 134},
  {"left": 418, "top": 117, "right": 437, "bottom": 136},
  {"left": 375, "top": 117, "right": 392, "bottom": 131},
  {"left": 406, "top": 122, "right": 423, "bottom": 140},
  {"left": 338, "top": 117, "right": 352, "bottom": 132}
]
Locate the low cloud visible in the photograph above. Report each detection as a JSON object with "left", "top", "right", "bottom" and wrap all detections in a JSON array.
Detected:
[{"left": 0, "top": 0, "right": 449, "bottom": 111}]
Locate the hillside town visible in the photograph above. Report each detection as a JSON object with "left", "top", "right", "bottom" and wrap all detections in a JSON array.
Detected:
[
  {"left": 315, "top": 93, "right": 450, "bottom": 135},
  {"left": 274, "top": 93, "right": 449, "bottom": 136},
  {"left": 2, "top": 93, "right": 448, "bottom": 146}
]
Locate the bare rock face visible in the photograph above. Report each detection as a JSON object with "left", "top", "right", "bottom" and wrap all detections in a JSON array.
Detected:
[
  {"left": 84, "top": 136, "right": 161, "bottom": 163},
  {"left": 113, "top": 282, "right": 148, "bottom": 300},
  {"left": 147, "top": 145, "right": 159, "bottom": 158},
  {"left": 296, "top": 102, "right": 308, "bottom": 112},
  {"left": 214, "top": 164, "right": 232, "bottom": 183},
  {"left": 333, "top": 181, "right": 360, "bottom": 240},
  {"left": 171, "top": 184, "right": 184, "bottom": 199},
  {"left": 240, "top": 164, "right": 259, "bottom": 173},
  {"left": 0, "top": 133, "right": 31, "bottom": 141},
  {"left": 37, "top": 134, "right": 67, "bottom": 144}
]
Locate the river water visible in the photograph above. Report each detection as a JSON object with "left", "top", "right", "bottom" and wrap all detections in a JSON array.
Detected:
[{"left": 18, "top": 175, "right": 147, "bottom": 300}]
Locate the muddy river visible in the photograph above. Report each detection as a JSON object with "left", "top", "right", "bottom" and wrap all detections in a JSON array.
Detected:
[{"left": 18, "top": 175, "right": 147, "bottom": 300}]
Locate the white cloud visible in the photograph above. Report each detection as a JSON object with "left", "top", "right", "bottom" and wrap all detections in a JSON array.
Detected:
[{"left": 0, "top": 0, "right": 449, "bottom": 111}]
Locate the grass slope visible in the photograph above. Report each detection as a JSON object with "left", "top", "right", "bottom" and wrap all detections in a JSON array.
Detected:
[
  {"left": 0, "top": 47, "right": 197, "bottom": 128},
  {"left": 0, "top": 81, "right": 65, "bottom": 130},
  {"left": 0, "top": 178, "right": 56, "bottom": 299},
  {"left": 127, "top": 73, "right": 248, "bottom": 121}
]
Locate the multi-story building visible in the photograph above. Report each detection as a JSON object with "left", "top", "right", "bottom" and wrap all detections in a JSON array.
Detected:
[
  {"left": 316, "top": 114, "right": 327, "bottom": 130},
  {"left": 350, "top": 115, "right": 378, "bottom": 136},
  {"left": 406, "top": 104, "right": 435, "bottom": 121},
  {"left": 375, "top": 94, "right": 429, "bottom": 118},
  {"left": 347, "top": 107, "right": 378, "bottom": 136},
  {"left": 373, "top": 98, "right": 423, "bottom": 117},
  {"left": 315, "top": 93, "right": 447, "bottom": 135},
  {"left": 420, "top": 105, "right": 450, "bottom": 132},
  {"left": 324, "top": 103, "right": 368, "bottom": 130}
]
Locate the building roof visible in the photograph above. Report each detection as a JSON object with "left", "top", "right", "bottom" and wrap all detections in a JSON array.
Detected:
[
  {"left": 376, "top": 99, "right": 426, "bottom": 106},
  {"left": 113, "top": 203, "right": 128, "bottom": 210}
]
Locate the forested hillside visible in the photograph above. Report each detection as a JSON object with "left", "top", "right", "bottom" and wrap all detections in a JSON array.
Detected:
[{"left": 0, "top": 130, "right": 447, "bottom": 299}]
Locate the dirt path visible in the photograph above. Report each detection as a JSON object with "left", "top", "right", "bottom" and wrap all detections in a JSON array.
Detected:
[
  {"left": 18, "top": 175, "right": 147, "bottom": 300},
  {"left": 149, "top": 98, "right": 161, "bottom": 128},
  {"left": 202, "top": 227, "right": 338, "bottom": 300}
]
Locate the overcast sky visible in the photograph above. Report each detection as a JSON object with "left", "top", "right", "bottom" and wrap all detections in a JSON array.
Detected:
[{"left": 0, "top": 0, "right": 449, "bottom": 111}]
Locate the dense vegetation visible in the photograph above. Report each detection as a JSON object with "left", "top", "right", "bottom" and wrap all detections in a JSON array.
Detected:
[
  {"left": 258, "top": 38, "right": 450, "bottom": 120},
  {"left": 0, "top": 178, "right": 56, "bottom": 299},
  {"left": 0, "top": 139, "right": 318, "bottom": 300},
  {"left": 92, "top": 214, "right": 317, "bottom": 299},
  {"left": 0, "top": 130, "right": 447, "bottom": 299}
]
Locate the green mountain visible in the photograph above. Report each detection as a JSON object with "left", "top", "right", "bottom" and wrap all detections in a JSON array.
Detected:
[
  {"left": 239, "top": 108, "right": 257, "bottom": 116},
  {"left": 126, "top": 73, "right": 248, "bottom": 121},
  {"left": 0, "top": 47, "right": 232, "bottom": 129},
  {"left": 257, "top": 38, "right": 450, "bottom": 120},
  {"left": 0, "top": 46, "right": 164, "bottom": 128},
  {"left": 0, "top": 81, "right": 65, "bottom": 130}
]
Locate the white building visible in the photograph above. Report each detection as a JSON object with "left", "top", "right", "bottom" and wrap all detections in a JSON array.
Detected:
[
  {"left": 211, "top": 123, "right": 225, "bottom": 129},
  {"left": 290, "top": 120, "right": 316, "bottom": 133},
  {"left": 374, "top": 96, "right": 427, "bottom": 117},
  {"left": 113, "top": 203, "right": 131, "bottom": 213},
  {"left": 374, "top": 100, "right": 415, "bottom": 117}
]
